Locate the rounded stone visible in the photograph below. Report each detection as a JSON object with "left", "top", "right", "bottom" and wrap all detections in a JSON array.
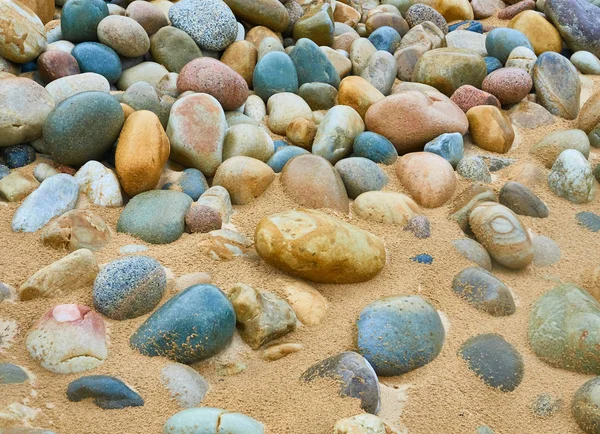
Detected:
[
  {"left": 253, "top": 51, "right": 298, "bottom": 101},
  {"left": 533, "top": 51, "right": 581, "bottom": 120},
  {"left": 160, "top": 363, "right": 209, "bottom": 408},
  {"left": 2, "top": 144, "right": 36, "bottom": 168},
  {"left": 221, "top": 40, "right": 257, "bottom": 88},
  {"left": 467, "top": 105, "right": 515, "bottom": 154},
  {"left": 266, "top": 92, "right": 313, "bottom": 135},
  {"left": 266, "top": 146, "right": 309, "bottom": 173},
  {"left": 293, "top": 3, "right": 335, "bottom": 47},
  {"left": 212, "top": 156, "right": 275, "bottom": 205},
  {"left": 457, "top": 156, "right": 492, "bottom": 183},
  {"left": 357, "top": 295, "right": 445, "bottom": 376},
  {"left": 334, "top": 157, "right": 388, "bottom": 199},
  {"left": 71, "top": 42, "right": 122, "bottom": 84},
  {"left": 286, "top": 118, "right": 316, "bottom": 150},
  {"left": 0, "top": 0, "right": 47, "bottom": 63},
  {"left": 61, "top": 0, "right": 109, "bottom": 43},
  {"left": 453, "top": 238, "right": 492, "bottom": 270},
  {"left": 37, "top": 50, "right": 80, "bottom": 83},
  {"left": 97, "top": 15, "right": 150, "bottom": 58},
  {"left": 93, "top": 256, "right": 166, "bottom": 320},
  {"left": 289, "top": 38, "right": 340, "bottom": 88},
  {"left": 571, "top": 51, "right": 600, "bottom": 74},
  {"left": 548, "top": 149, "right": 596, "bottom": 204},
  {"left": 423, "top": 132, "right": 464, "bottom": 168},
  {"left": 125, "top": 1, "right": 168, "bottom": 35},
  {"left": 163, "top": 408, "right": 263, "bottom": 434},
  {"left": 338, "top": 76, "right": 384, "bottom": 119},
  {"left": 45, "top": 72, "right": 110, "bottom": 104},
  {"left": 66, "top": 375, "right": 144, "bottom": 409},
  {"left": 367, "top": 26, "right": 402, "bottom": 54},
  {"left": 508, "top": 10, "right": 562, "bottom": 55},
  {"left": 224, "top": 0, "right": 289, "bottom": 33},
  {"left": 406, "top": 4, "right": 448, "bottom": 33},
  {"left": 573, "top": 378, "right": 600, "bottom": 433},
  {"left": 482, "top": 67, "right": 533, "bottom": 105},
  {"left": 352, "top": 132, "right": 398, "bottom": 165},
  {"left": 298, "top": 82, "right": 338, "bottom": 111},
  {"left": 149, "top": 26, "right": 202, "bottom": 73},
  {"left": 169, "top": 0, "right": 237, "bottom": 51},
  {"left": 185, "top": 204, "right": 222, "bottom": 234},
  {"left": 485, "top": 28, "right": 534, "bottom": 64},
  {"left": 505, "top": 46, "right": 537, "bottom": 75},
  {"left": 530, "top": 129, "right": 590, "bottom": 169},
  {"left": 223, "top": 124, "right": 274, "bottom": 162},
  {"left": 499, "top": 181, "right": 548, "bottom": 218},
  {"left": 452, "top": 267, "right": 516, "bottom": 316},
  {"left": 353, "top": 191, "right": 420, "bottom": 226}
]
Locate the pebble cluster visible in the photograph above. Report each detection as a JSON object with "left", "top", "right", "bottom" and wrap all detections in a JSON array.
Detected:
[{"left": 0, "top": 0, "right": 600, "bottom": 432}]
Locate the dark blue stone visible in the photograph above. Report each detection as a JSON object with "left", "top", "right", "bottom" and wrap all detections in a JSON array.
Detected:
[
  {"left": 2, "top": 144, "right": 36, "bottom": 168},
  {"left": 253, "top": 51, "right": 299, "bottom": 101},
  {"left": 72, "top": 42, "right": 122, "bottom": 83},
  {"left": 459, "top": 333, "right": 524, "bottom": 392},
  {"left": 576, "top": 211, "right": 600, "bottom": 232},
  {"left": 411, "top": 254, "right": 433, "bottom": 264},
  {"left": 448, "top": 20, "right": 483, "bottom": 33},
  {"left": 67, "top": 375, "right": 144, "bottom": 409},
  {"left": 484, "top": 56, "right": 503, "bottom": 74},
  {"left": 368, "top": 26, "right": 402, "bottom": 54},
  {"left": 0, "top": 165, "right": 10, "bottom": 180},
  {"left": 61, "top": 0, "right": 109, "bottom": 43},
  {"left": 289, "top": 38, "right": 340, "bottom": 88},
  {"left": 162, "top": 168, "right": 208, "bottom": 200},
  {"left": 273, "top": 140, "right": 289, "bottom": 152},
  {"left": 21, "top": 61, "right": 37, "bottom": 72},
  {"left": 357, "top": 295, "right": 445, "bottom": 376},
  {"left": 267, "top": 146, "right": 309, "bottom": 173},
  {"left": 485, "top": 28, "right": 534, "bottom": 64},
  {"left": 301, "top": 351, "right": 380, "bottom": 414},
  {"left": 352, "top": 132, "right": 398, "bottom": 165},
  {"left": 130, "top": 284, "right": 236, "bottom": 363}
]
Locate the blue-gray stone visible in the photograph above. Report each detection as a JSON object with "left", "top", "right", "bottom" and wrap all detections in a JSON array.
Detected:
[
  {"left": 485, "top": 28, "right": 534, "bottom": 64},
  {"left": 532, "top": 393, "right": 562, "bottom": 418},
  {"left": 130, "top": 284, "right": 236, "bottom": 363},
  {"left": 61, "top": 0, "right": 109, "bottom": 43},
  {"left": 12, "top": 174, "right": 79, "bottom": 232},
  {"left": 357, "top": 295, "right": 445, "bottom": 376},
  {"left": 484, "top": 56, "right": 503, "bottom": 74},
  {"left": 0, "top": 165, "right": 9, "bottom": 181},
  {"left": 253, "top": 51, "right": 299, "bottom": 102},
  {"left": 72, "top": 42, "right": 122, "bottom": 84},
  {"left": 449, "top": 20, "right": 483, "bottom": 33},
  {"left": 301, "top": 351, "right": 380, "bottom": 414},
  {"left": 21, "top": 61, "right": 37, "bottom": 72},
  {"left": 411, "top": 254, "right": 433, "bottom": 264},
  {"left": 452, "top": 267, "right": 516, "bottom": 316},
  {"left": 117, "top": 190, "right": 192, "bottom": 244},
  {"left": 67, "top": 375, "right": 143, "bottom": 409},
  {"left": 289, "top": 38, "right": 340, "bottom": 88},
  {"left": 43, "top": 91, "right": 125, "bottom": 166},
  {"left": 476, "top": 426, "right": 496, "bottom": 434},
  {"left": 572, "top": 377, "right": 600, "bottom": 433},
  {"left": 534, "top": 52, "right": 581, "bottom": 120},
  {"left": 334, "top": 157, "right": 388, "bottom": 199},
  {"left": 0, "top": 363, "right": 29, "bottom": 384},
  {"left": 352, "top": 132, "right": 398, "bottom": 165},
  {"left": 93, "top": 256, "right": 166, "bottom": 320},
  {"left": 273, "top": 140, "right": 289, "bottom": 152},
  {"left": 267, "top": 146, "right": 309, "bottom": 173},
  {"left": 162, "top": 168, "right": 208, "bottom": 200},
  {"left": 545, "top": 0, "right": 600, "bottom": 59},
  {"left": 577, "top": 211, "right": 600, "bottom": 232},
  {"left": 423, "top": 132, "right": 464, "bottom": 168},
  {"left": 2, "top": 145, "right": 36, "bottom": 169},
  {"left": 459, "top": 333, "right": 524, "bottom": 392},
  {"left": 368, "top": 26, "right": 402, "bottom": 54},
  {"left": 163, "top": 408, "right": 264, "bottom": 434}
]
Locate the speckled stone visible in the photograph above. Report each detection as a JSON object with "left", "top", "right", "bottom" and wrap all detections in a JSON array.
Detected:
[
  {"left": 573, "top": 377, "right": 600, "bottom": 433},
  {"left": 185, "top": 204, "right": 222, "bottom": 233},
  {"left": 169, "top": 0, "right": 237, "bottom": 51},
  {"left": 368, "top": 26, "right": 402, "bottom": 53},
  {"left": 67, "top": 375, "right": 143, "bottom": 409},
  {"left": 406, "top": 4, "right": 448, "bottom": 33},
  {"left": 534, "top": 52, "right": 581, "bottom": 120},
  {"left": 451, "top": 85, "right": 501, "bottom": 113},
  {"left": 2, "top": 145, "right": 36, "bottom": 168},
  {"left": 548, "top": 149, "right": 595, "bottom": 204},
  {"left": 457, "top": 156, "right": 492, "bottom": 183},
  {"left": 531, "top": 393, "right": 562, "bottom": 418},
  {"left": 93, "top": 256, "right": 166, "bottom": 320},
  {"left": 404, "top": 215, "right": 431, "bottom": 239},
  {"left": 482, "top": 67, "right": 532, "bottom": 106},
  {"left": 452, "top": 267, "right": 516, "bottom": 316}
]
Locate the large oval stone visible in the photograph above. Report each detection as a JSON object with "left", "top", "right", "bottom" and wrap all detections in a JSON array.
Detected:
[
  {"left": 253, "top": 51, "right": 298, "bottom": 102},
  {"left": 71, "top": 42, "right": 122, "bottom": 84},
  {"left": 61, "top": 0, "right": 108, "bottom": 43},
  {"left": 280, "top": 154, "right": 349, "bottom": 213},
  {"left": 254, "top": 209, "right": 386, "bottom": 283},
  {"left": 43, "top": 91, "right": 125, "bottom": 166},
  {"left": 312, "top": 105, "right": 364, "bottom": 164},
  {"left": 0, "top": 0, "right": 47, "bottom": 63},
  {"left": 223, "top": 0, "right": 289, "bottom": 33},
  {"left": 166, "top": 93, "right": 227, "bottom": 177},
  {"left": 164, "top": 408, "right": 264, "bottom": 434},
  {"left": 357, "top": 295, "right": 445, "bottom": 376},
  {"left": 485, "top": 28, "right": 533, "bottom": 64},
  {"left": 545, "top": 0, "right": 600, "bottom": 58},
  {"left": 97, "top": 15, "right": 150, "bottom": 58},
  {"left": 452, "top": 267, "right": 516, "bottom": 316},
  {"left": 533, "top": 51, "right": 581, "bottom": 120},
  {"left": 529, "top": 284, "right": 600, "bottom": 374},
  {"left": 130, "top": 284, "right": 236, "bottom": 363}
]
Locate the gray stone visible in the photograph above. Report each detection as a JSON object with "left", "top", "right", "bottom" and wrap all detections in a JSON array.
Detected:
[
  {"left": 499, "top": 181, "right": 549, "bottom": 218},
  {"left": 452, "top": 267, "right": 516, "bottom": 316},
  {"left": 576, "top": 211, "right": 600, "bottom": 232},
  {"left": 0, "top": 363, "right": 29, "bottom": 384},
  {"left": 533, "top": 52, "right": 581, "bottom": 120},
  {"left": 571, "top": 51, "right": 600, "bottom": 74},
  {"left": 453, "top": 239, "right": 493, "bottom": 271},
  {"left": 548, "top": 149, "right": 595, "bottom": 204},
  {"left": 545, "top": 0, "right": 600, "bottom": 58},
  {"left": 160, "top": 363, "right": 209, "bottom": 408},
  {"left": 532, "top": 235, "right": 561, "bottom": 267},
  {"left": 424, "top": 132, "right": 464, "bottom": 168},
  {"left": 457, "top": 156, "right": 492, "bottom": 183},
  {"left": 163, "top": 408, "right": 264, "bottom": 434}
]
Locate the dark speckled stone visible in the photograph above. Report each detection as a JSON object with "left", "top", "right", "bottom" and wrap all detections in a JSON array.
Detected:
[
  {"left": 459, "top": 333, "right": 524, "bottom": 392},
  {"left": 452, "top": 267, "right": 516, "bottom": 316},
  {"left": 531, "top": 393, "right": 562, "bottom": 418},
  {"left": 130, "top": 284, "right": 236, "bottom": 363},
  {"left": 301, "top": 351, "right": 380, "bottom": 414},
  {"left": 2, "top": 145, "right": 36, "bottom": 169},
  {"left": 572, "top": 377, "right": 600, "bottom": 432},
  {"left": 93, "top": 256, "right": 166, "bottom": 320},
  {"left": 405, "top": 4, "right": 448, "bottom": 33},
  {"left": 67, "top": 375, "right": 143, "bottom": 409}
]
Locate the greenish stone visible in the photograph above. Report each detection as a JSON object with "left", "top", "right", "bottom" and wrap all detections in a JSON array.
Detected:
[
  {"left": 334, "top": 157, "right": 389, "bottom": 199},
  {"left": 573, "top": 377, "right": 600, "bottom": 433},
  {"left": 164, "top": 408, "right": 264, "bottom": 434},
  {"left": 61, "top": 0, "right": 109, "bottom": 43},
  {"left": 529, "top": 284, "right": 600, "bottom": 374},
  {"left": 0, "top": 363, "right": 29, "bottom": 384},
  {"left": 533, "top": 52, "right": 581, "bottom": 120},
  {"left": 292, "top": 3, "right": 335, "bottom": 47},
  {"left": 117, "top": 190, "right": 192, "bottom": 244},
  {"left": 298, "top": 82, "right": 338, "bottom": 111},
  {"left": 253, "top": 51, "right": 298, "bottom": 101},
  {"left": 150, "top": 27, "right": 202, "bottom": 73},
  {"left": 452, "top": 267, "right": 516, "bottom": 316},
  {"left": 589, "top": 124, "right": 600, "bottom": 148},
  {"left": 289, "top": 38, "right": 340, "bottom": 88}
]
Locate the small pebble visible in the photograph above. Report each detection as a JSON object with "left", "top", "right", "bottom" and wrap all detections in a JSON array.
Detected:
[
  {"left": 67, "top": 375, "right": 143, "bottom": 409},
  {"left": 411, "top": 254, "right": 433, "bottom": 264},
  {"left": 403, "top": 215, "right": 431, "bottom": 239},
  {"left": 576, "top": 211, "right": 600, "bottom": 232}
]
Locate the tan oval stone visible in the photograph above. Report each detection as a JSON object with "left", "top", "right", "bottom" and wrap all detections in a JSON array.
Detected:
[
  {"left": 21, "top": 0, "right": 54, "bottom": 24},
  {"left": 254, "top": 209, "right": 386, "bottom": 283},
  {"left": 353, "top": 191, "right": 420, "bottom": 225},
  {"left": 0, "top": 0, "right": 47, "bottom": 63},
  {"left": 278, "top": 278, "right": 328, "bottom": 326},
  {"left": 97, "top": 15, "right": 150, "bottom": 58},
  {"left": 280, "top": 153, "right": 349, "bottom": 213},
  {"left": 508, "top": 11, "right": 562, "bottom": 55},
  {"left": 213, "top": 156, "right": 275, "bottom": 205},
  {"left": 338, "top": 76, "right": 385, "bottom": 119},
  {"left": 223, "top": 124, "right": 274, "bottom": 162},
  {"left": 262, "top": 342, "right": 304, "bottom": 361},
  {"left": 267, "top": 92, "right": 313, "bottom": 135},
  {"left": 116, "top": 61, "right": 169, "bottom": 90},
  {"left": 579, "top": 91, "right": 600, "bottom": 134},
  {"left": 115, "top": 110, "right": 170, "bottom": 197},
  {"left": 396, "top": 152, "right": 456, "bottom": 208},
  {"left": 221, "top": 40, "right": 258, "bottom": 88},
  {"left": 466, "top": 105, "right": 515, "bottom": 154},
  {"left": 41, "top": 209, "right": 112, "bottom": 252}
]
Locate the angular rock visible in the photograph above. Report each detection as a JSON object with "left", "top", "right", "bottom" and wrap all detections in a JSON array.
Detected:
[{"left": 40, "top": 209, "right": 111, "bottom": 252}]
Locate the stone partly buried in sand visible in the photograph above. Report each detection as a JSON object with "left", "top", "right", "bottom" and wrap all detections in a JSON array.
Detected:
[
  {"left": 41, "top": 209, "right": 112, "bottom": 252},
  {"left": 301, "top": 351, "right": 380, "bottom": 415},
  {"left": 353, "top": 191, "right": 420, "bottom": 225},
  {"left": 357, "top": 295, "right": 445, "bottom": 377},
  {"left": 117, "top": 190, "right": 192, "bottom": 244},
  {"left": 469, "top": 202, "right": 533, "bottom": 270},
  {"left": 27, "top": 304, "right": 108, "bottom": 374},
  {"left": 164, "top": 408, "right": 264, "bottom": 434},
  {"left": 452, "top": 267, "right": 516, "bottom": 316},
  {"left": 548, "top": 149, "right": 596, "bottom": 204},
  {"left": 572, "top": 377, "right": 600, "bottom": 434},
  {"left": 130, "top": 284, "right": 236, "bottom": 364},
  {"left": 74, "top": 161, "right": 123, "bottom": 207},
  {"left": 67, "top": 375, "right": 144, "bottom": 409},
  {"left": 212, "top": 156, "right": 275, "bottom": 205},
  {"left": 529, "top": 284, "right": 600, "bottom": 374},
  {"left": 254, "top": 209, "right": 386, "bottom": 284},
  {"left": 545, "top": 0, "right": 600, "bottom": 58}
]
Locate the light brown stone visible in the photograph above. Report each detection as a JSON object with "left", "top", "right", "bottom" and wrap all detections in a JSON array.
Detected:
[
  {"left": 286, "top": 118, "right": 317, "bottom": 150},
  {"left": 221, "top": 40, "right": 258, "bottom": 88},
  {"left": 0, "top": 0, "right": 47, "bottom": 62},
  {"left": 353, "top": 191, "right": 420, "bottom": 225},
  {"left": 278, "top": 278, "right": 328, "bottom": 326},
  {"left": 212, "top": 156, "right": 275, "bottom": 205},
  {"left": 41, "top": 209, "right": 111, "bottom": 252},
  {"left": 467, "top": 105, "right": 515, "bottom": 153},
  {"left": 337, "top": 76, "right": 384, "bottom": 119}
]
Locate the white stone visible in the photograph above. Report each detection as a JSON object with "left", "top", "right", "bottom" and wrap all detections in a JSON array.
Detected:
[{"left": 74, "top": 161, "right": 123, "bottom": 207}]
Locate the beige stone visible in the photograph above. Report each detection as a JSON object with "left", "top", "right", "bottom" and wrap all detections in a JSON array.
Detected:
[{"left": 353, "top": 191, "right": 420, "bottom": 225}]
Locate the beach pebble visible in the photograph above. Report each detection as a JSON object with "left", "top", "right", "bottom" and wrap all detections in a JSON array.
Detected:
[
  {"left": 485, "top": 28, "right": 534, "bottom": 64},
  {"left": 531, "top": 393, "right": 562, "bottom": 418},
  {"left": 406, "top": 4, "right": 448, "bottom": 32},
  {"left": 293, "top": 3, "right": 335, "bottom": 46},
  {"left": 149, "top": 27, "right": 202, "bottom": 73},
  {"left": 67, "top": 376, "right": 143, "bottom": 409},
  {"left": 261, "top": 343, "right": 303, "bottom": 361},
  {"left": 0, "top": 172, "right": 39, "bottom": 202},
  {"left": 71, "top": 42, "right": 122, "bottom": 84},
  {"left": 197, "top": 186, "right": 233, "bottom": 224},
  {"left": 311, "top": 105, "right": 364, "bottom": 164},
  {"left": 117, "top": 61, "right": 169, "bottom": 90},
  {"left": 280, "top": 154, "right": 349, "bottom": 213},
  {"left": 32, "top": 162, "right": 60, "bottom": 182},
  {"left": 449, "top": 20, "right": 483, "bottom": 33},
  {"left": 36, "top": 51, "right": 80, "bottom": 84},
  {"left": 228, "top": 283, "right": 297, "bottom": 350},
  {"left": 411, "top": 253, "right": 433, "bottom": 264},
  {"left": 301, "top": 351, "right": 380, "bottom": 414},
  {"left": 529, "top": 284, "right": 600, "bottom": 374},
  {"left": 577, "top": 212, "right": 600, "bottom": 233},
  {"left": 532, "top": 235, "right": 561, "bottom": 267},
  {"left": 185, "top": 205, "right": 222, "bottom": 234},
  {"left": 267, "top": 92, "right": 313, "bottom": 135},
  {"left": 506, "top": 46, "right": 537, "bottom": 75},
  {"left": 97, "top": 15, "right": 150, "bottom": 58},
  {"left": 61, "top": 0, "right": 107, "bottom": 42},
  {"left": 403, "top": 215, "right": 431, "bottom": 239},
  {"left": 160, "top": 363, "right": 209, "bottom": 408},
  {"left": 357, "top": 295, "right": 445, "bottom": 376},
  {"left": 467, "top": 105, "right": 515, "bottom": 153},
  {"left": 266, "top": 146, "right": 309, "bottom": 173},
  {"left": 0, "top": 1, "right": 47, "bottom": 62},
  {"left": 253, "top": 51, "right": 298, "bottom": 102},
  {"left": 289, "top": 38, "right": 340, "bottom": 88},
  {"left": 338, "top": 76, "right": 384, "bottom": 119},
  {"left": 469, "top": 202, "right": 533, "bottom": 269},
  {"left": 27, "top": 304, "right": 108, "bottom": 374},
  {"left": 298, "top": 82, "right": 338, "bottom": 111},
  {"left": 221, "top": 40, "right": 257, "bottom": 89},
  {"left": 212, "top": 156, "right": 275, "bottom": 205},
  {"left": 198, "top": 229, "right": 253, "bottom": 261},
  {"left": 352, "top": 132, "right": 398, "bottom": 165},
  {"left": 12, "top": 174, "right": 79, "bottom": 233},
  {"left": 508, "top": 101, "right": 554, "bottom": 131},
  {"left": 41, "top": 209, "right": 111, "bottom": 252},
  {"left": 126, "top": 1, "right": 168, "bottom": 35},
  {"left": 499, "top": 181, "right": 548, "bottom": 218},
  {"left": 450, "top": 183, "right": 496, "bottom": 233},
  {"left": 93, "top": 256, "right": 166, "bottom": 320},
  {"left": 457, "top": 156, "right": 492, "bottom": 183},
  {"left": 453, "top": 239, "right": 492, "bottom": 270},
  {"left": 223, "top": 124, "right": 274, "bottom": 162},
  {"left": 368, "top": 26, "right": 402, "bottom": 54},
  {"left": 571, "top": 51, "right": 600, "bottom": 74},
  {"left": 396, "top": 152, "right": 457, "bottom": 208},
  {"left": 279, "top": 279, "right": 328, "bottom": 326},
  {"left": 450, "top": 85, "right": 501, "bottom": 113},
  {"left": 459, "top": 333, "right": 524, "bottom": 391},
  {"left": 530, "top": 129, "right": 590, "bottom": 169},
  {"left": 548, "top": 149, "right": 596, "bottom": 204},
  {"left": 423, "top": 132, "right": 464, "bottom": 168},
  {"left": 334, "top": 157, "right": 388, "bottom": 199},
  {"left": 174, "top": 273, "right": 212, "bottom": 292},
  {"left": 2, "top": 145, "right": 36, "bottom": 169},
  {"left": 117, "top": 190, "right": 192, "bottom": 244},
  {"left": 452, "top": 267, "right": 516, "bottom": 315},
  {"left": 163, "top": 408, "right": 264, "bottom": 434},
  {"left": 333, "top": 414, "right": 397, "bottom": 434},
  {"left": 45, "top": 73, "right": 110, "bottom": 105},
  {"left": 131, "top": 284, "right": 235, "bottom": 363},
  {"left": 360, "top": 51, "right": 397, "bottom": 96},
  {"left": 74, "top": 161, "right": 122, "bottom": 207},
  {"left": 573, "top": 378, "right": 600, "bottom": 433},
  {"left": 482, "top": 67, "right": 532, "bottom": 106},
  {"left": 0, "top": 363, "right": 29, "bottom": 384},
  {"left": 353, "top": 191, "right": 420, "bottom": 226},
  {"left": 533, "top": 52, "right": 581, "bottom": 120},
  {"left": 445, "top": 30, "right": 487, "bottom": 56},
  {"left": 161, "top": 168, "right": 208, "bottom": 201},
  {"left": 255, "top": 209, "right": 385, "bottom": 284}
]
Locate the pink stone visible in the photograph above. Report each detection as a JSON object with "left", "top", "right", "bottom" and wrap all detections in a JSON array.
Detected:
[
  {"left": 498, "top": 0, "right": 535, "bottom": 19},
  {"left": 450, "top": 85, "right": 502, "bottom": 113},
  {"left": 482, "top": 67, "right": 533, "bottom": 105}
]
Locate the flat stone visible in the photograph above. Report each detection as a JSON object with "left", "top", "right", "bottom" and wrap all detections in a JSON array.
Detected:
[
  {"left": 163, "top": 408, "right": 264, "bottom": 434},
  {"left": 453, "top": 239, "right": 492, "bottom": 270},
  {"left": 67, "top": 375, "right": 143, "bottom": 409},
  {"left": 576, "top": 211, "right": 600, "bottom": 232},
  {"left": 499, "top": 181, "right": 549, "bottom": 218}
]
